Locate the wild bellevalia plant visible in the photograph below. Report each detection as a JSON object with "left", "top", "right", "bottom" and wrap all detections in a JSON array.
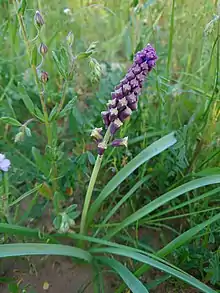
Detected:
[
  {"left": 80, "top": 44, "right": 158, "bottom": 236},
  {"left": 1, "top": 2, "right": 220, "bottom": 293}
]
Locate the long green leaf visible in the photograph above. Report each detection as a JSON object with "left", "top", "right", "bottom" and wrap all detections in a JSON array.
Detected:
[
  {"left": 87, "top": 132, "right": 177, "bottom": 225},
  {"left": 0, "top": 243, "right": 92, "bottom": 263},
  {"left": 105, "top": 175, "right": 220, "bottom": 240},
  {"left": 94, "top": 175, "right": 151, "bottom": 237},
  {"left": 97, "top": 248, "right": 216, "bottom": 293},
  {"left": 146, "top": 186, "right": 220, "bottom": 222},
  {"left": 117, "top": 212, "right": 220, "bottom": 293},
  {"left": 97, "top": 256, "right": 149, "bottom": 293},
  {"left": 9, "top": 184, "right": 42, "bottom": 207}
]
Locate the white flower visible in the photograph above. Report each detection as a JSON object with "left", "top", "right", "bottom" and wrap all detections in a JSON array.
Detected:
[{"left": 63, "top": 8, "right": 72, "bottom": 15}]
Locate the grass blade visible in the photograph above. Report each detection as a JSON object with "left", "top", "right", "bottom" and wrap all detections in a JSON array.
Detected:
[
  {"left": 97, "top": 256, "right": 149, "bottom": 293},
  {"left": 105, "top": 175, "right": 220, "bottom": 240},
  {"left": 116, "top": 212, "right": 220, "bottom": 293},
  {"left": 94, "top": 175, "right": 151, "bottom": 237},
  {"left": 97, "top": 248, "right": 216, "bottom": 293},
  {"left": 87, "top": 132, "right": 177, "bottom": 225},
  {"left": 0, "top": 243, "right": 92, "bottom": 262}
]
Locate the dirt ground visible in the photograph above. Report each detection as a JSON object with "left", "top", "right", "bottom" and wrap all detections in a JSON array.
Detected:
[
  {"left": 0, "top": 255, "right": 201, "bottom": 293},
  {"left": 0, "top": 256, "right": 113, "bottom": 293}
]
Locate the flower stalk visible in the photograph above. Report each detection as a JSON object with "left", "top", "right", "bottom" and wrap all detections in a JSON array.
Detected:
[
  {"left": 79, "top": 44, "right": 157, "bottom": 241},
  {"left": 80, "top": 127, "right": 111, "bottom": 237}
]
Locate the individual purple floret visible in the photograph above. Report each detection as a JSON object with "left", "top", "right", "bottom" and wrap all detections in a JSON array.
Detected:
[
  {"left": 0, "top": 154, "right": 11, "bottom": 172},
  {"left": 102, "top": 44, "right": 157, "bottom": 135},
  {"left": 112, "top": 137, "right": 128, "bottom": 148}
]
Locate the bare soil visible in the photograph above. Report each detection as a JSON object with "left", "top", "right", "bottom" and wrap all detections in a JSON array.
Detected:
[{"left": 0, "top": 256, "right": 113, "bottom": 293}]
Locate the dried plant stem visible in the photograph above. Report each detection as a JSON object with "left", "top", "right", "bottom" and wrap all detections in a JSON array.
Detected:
[{"left": 80, "top": 127, "right": 111, "bottom": 238}]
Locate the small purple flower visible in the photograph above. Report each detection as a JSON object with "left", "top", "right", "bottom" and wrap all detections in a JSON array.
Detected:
[
  {"left": 107, "top": 99, "right": 117, "bottom": 109},
  {"left": 109, "top": 108, "right": 118, "bottom": 122},
  {"left": 117, "top": 97, "right": 127, "bottom": 111},
  {"left": 97, "top": 142, "right": 107, "bottom": 156},
  {"left": 0, "top": 154, "right": 11, "bottom": 172},
  {"left": 112, "top": 137, "right": 128, "bottom": 148},
  {"left": 41, "top": 71, "right": 49, "bottom": 83},
  {"left": 91, "top": 128, "right": 103, "bottom": 142},
  {"left": 39, "top": 43, "right": 48, "bottom": 55},
  {"left": 34, "top": 11, "right": 44, "bottom": 27},
  {"left": 101, "top": 111, "right": 110, "bottom": 126},
  {"left": 118, "top": 107, "right": 132, "bottom": 121},
  {"left": 126, "top": 93, "right": 137, "bottom": 104},
  {"left": 110, "top": 118, "right": 123, "bottom": 135}
]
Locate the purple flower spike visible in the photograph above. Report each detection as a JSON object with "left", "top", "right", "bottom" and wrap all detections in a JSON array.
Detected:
[
  {"left": 0, "top": 154, "right": 11, "bottom": 172},
  {"left": 99, "top": 44, "right": 157, "bottom": 146}
]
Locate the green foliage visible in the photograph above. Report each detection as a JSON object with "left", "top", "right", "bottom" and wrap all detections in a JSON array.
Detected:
[{"left": 0, "top": 0, "right": 219, "bottom": 292}]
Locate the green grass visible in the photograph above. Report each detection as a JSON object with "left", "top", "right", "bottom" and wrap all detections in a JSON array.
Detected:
[{"left": 0, "top": 0, "right": 220, "bottom": 292}]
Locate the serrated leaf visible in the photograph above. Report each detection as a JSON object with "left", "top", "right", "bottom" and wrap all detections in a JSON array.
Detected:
[{"left": 0, "top": 117, "right": 21, "bottom": 127}]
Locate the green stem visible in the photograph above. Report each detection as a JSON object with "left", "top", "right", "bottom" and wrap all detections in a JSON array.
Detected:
[
  {"left": 3, "top": 172, "right": 10, "bottom": 222},
  {"left": 14, "top": 2, "right": 57, "bottom": 197},
  {"left": 166, "top": 0, "right": 175, "bottom": 77},
  {"left": 80, "top": 127, "right": 111, "bottom": 238},
  {"left": 13, "top": 2, "right": 51, "bottom": 143}
]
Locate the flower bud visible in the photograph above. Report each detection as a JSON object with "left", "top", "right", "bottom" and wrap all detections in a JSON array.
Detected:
[
  {"left": 39, "top": 43, "right": 48, "bottom": 55},
  {"left": 109, "top": 108, "right": 118, "bottom": 122},
  {"left": 118, "top": 107, "right": 132, "bottom": 121},
  {"left": 110, "top": 118, "right": 123, "bottom": 135},
  {"left": 107, "top": 99, "right": 117, "bottom": 109},
  {"left": 97, "top": 142, "right": 107, "bottom": 156},
  {"left": 101, "top": 111, "right": 110, "bottom": 127},
  {"left": 126, "top": 93, "right": 137, "bottom": 104},
  {"left": 34, "top": 11, "right": 44, "bottom": 27},
  {"left": 112, "top": 137, "right": 128, "bottom": 148},
  {"left": 14, "top": 131, "right": 25, "bottom": 143},
  {"left": 117, "top": 97, "right": 127, "bottom": 111},
  {"left": 66, "top": 31, "right": 74, "bottom": 47},
  {"left": 41, "top": 71, "right": 49, "bottom": 83},
  {"left": 91, "top": 127, "right": 103, "bottom": 142},
  {"left": 128, "top": 102, "right": 138, "bottom": 111}
]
